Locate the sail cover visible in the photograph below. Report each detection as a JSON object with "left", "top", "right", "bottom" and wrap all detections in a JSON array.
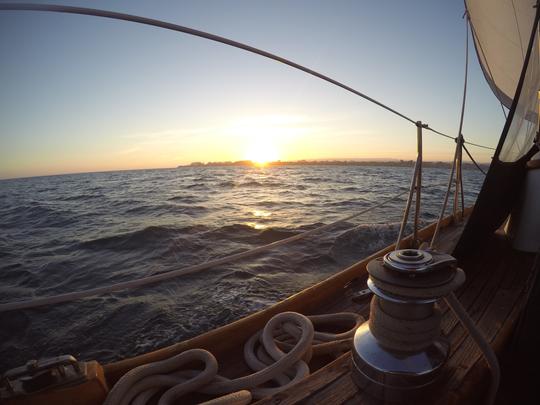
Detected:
[{"left": 466, "top": 0, "right": 539, "bottom": 162}]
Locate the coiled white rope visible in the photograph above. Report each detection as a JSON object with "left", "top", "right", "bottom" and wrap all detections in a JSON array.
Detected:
[{"left": 105, "top": 311, "right": 363, "bottom": 404}]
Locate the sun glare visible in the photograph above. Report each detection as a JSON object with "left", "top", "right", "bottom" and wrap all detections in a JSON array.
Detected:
[
  {"left": 245, "top": 139, "right": 279, "bottom": 165},
  {"left": 229, "top": 115, "right": 307, "bottom": 166}
]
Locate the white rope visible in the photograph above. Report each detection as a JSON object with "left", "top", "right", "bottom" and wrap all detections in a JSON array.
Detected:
[
  {"left": 104, "top": 311, "right": 362, "bottom": 404},
  {"left": 0, "top": 191, "right": 408, "bottom": 313}
]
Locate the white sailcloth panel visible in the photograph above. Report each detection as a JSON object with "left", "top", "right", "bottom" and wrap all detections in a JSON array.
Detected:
[
  {"left": 499, "top": 31, "right": 539, "bottom": 162},
  {"left": 466, "top": 0, "right": 539, "bottom": 162},
  {"left": 466, "top": 0, "right": 535, "bottom": 108}
]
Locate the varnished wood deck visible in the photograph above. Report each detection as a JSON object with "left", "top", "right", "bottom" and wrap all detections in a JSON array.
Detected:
[{"left": 254, "top": 222, "right": 535, "bottom": 405}]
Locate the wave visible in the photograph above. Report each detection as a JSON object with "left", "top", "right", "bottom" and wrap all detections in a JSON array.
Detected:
[
  {"left": 87, "top": 186, "right": 104, "bottom": 192},
  {"left": 257, "top": 200, "right": 301, "bottom": 208},
  {"left": 125, "top": 203, "right": 208, "bottom": 216},
  {"left": 106, "top": 198, "right": 143, "bottom": 208},
  {"left": 330, "top": 222, "right": 402, "bottom": 262},
  {"left": 0, "top": 204, "right": 75, "bottom": 228},
  {"left": 77, "top": 222, "right": 219, "bottom": 252},
  {"left": 258, "top": 200, "right": 281, "bottom": 208},
  {"left": 257, "top": 228, "right": 300, "bottom": 244},
  {"left": 36, "top": 187, "right": 59, "bottom": 193},
  {"left": 59, "top": 193, "right": 104, "bottom": 202},
  {"left": 303, "top": 176, "right": 324, "bottom": 182},
  {"left": 238, "top": 180, "right": 263, "bottom": 187},
  {"left": 78, "top": 225, "right": 184, "bottom": 251},
  {"left": 218, "top": 181, "right": 236, "bottom": 188},
  {"left": 185, "top": 183, "right": 209, "bottom": 190},
  {"left": 199, "top": 224, "right": 300, "bottom": 246},
  {"left": 323, "top": 199, "right": 369, "bottom": 207},
  {"left": 237, "top": 181, "right": 282, "bottom": 188},
  {"left": 0, "top": 249, "right": 12, "bottom": 259},
  {"left": 167, "top": 195, "right": 206, "bottom": 204}
]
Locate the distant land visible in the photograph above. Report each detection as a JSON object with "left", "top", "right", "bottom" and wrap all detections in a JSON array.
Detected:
[{"left": 179, "top": 159, "right": 488, "bottom": 171}]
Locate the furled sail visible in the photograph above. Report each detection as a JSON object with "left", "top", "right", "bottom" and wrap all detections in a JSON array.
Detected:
[{"left": 466, "top": 0, "right": 539, "bottom": 162}]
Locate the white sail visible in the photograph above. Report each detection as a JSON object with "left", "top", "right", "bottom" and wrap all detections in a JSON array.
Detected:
[
  {"left": 466, "top": 0, "right": 535, "bottom": 108},
  {"left": 466, "top": 0, "right": 539, "bottom": 162}
]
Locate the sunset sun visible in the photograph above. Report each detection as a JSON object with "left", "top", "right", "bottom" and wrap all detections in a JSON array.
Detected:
[{"left": 245, "top": 139, "right": 280, "bottom": 165}]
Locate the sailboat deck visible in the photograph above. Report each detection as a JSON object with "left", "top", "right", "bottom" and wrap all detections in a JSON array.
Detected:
[{"left": 254, "top": 225, "right": 535, "bottom": 405}]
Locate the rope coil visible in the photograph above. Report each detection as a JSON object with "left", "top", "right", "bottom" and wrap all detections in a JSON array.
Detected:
[{"left": 104, "top": 311, "right": 363, "bottom": 404}]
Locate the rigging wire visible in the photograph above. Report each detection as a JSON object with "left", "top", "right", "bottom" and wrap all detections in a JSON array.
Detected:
[
  {"left": 0, "top": 3, "right": 416, "bottom": 124},
  {"left": 424, "top": 126, "right": 456, "bottom": 140},
  {"left": 455, "top": 15, "right": 469, "bottom": 219},
  {"left": 430, "top": 141, "right": 460, "bottom": 248},
  {"left": 462, "top": 139, "right": 496, "bottom": 150},
  {"left": 458, "top": 17, "right": 470, "bottom": 148},
  {"left": 459, "top": 153, "right": 465, "bottom": 215},
  {"left": 429, "top": 17, "right": 489, "bottom": 179},
  {"left": 426, "top": 125, "right": 496, "bottom": 151},
  {"left": 0, "top": 3, "right": 497, "bottom": 151},
  {"left": 431, "top": 17, "right": 473, "bottom": 247},
  {"left": 463, "top": 143, "right": 488, "bottom": 175}
]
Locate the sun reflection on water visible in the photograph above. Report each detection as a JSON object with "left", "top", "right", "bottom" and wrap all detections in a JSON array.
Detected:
[
  {"left": 245, "top": 221, "right": 267, "bottom": 230},
  {"left": 253, "top": 210, "right": 272, "bottom": 218}
]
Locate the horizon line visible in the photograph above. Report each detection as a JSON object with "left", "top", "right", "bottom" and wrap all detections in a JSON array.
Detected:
[{"left": 0, "top": 157, "right": 490, "bottom": 181}]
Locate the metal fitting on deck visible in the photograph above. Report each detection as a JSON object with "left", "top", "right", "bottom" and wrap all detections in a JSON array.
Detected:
[{"left": 351, "top": 248, "right": 465, "bottom": 403}]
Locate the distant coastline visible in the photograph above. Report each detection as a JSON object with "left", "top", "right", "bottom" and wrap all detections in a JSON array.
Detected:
[{"left": 179, "top": 159, "right": 488, "bottom": 171}]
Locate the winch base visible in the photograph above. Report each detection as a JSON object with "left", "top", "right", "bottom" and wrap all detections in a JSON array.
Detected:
[{"left": 351, "top": 323, "right": 449, "bottom": 403}]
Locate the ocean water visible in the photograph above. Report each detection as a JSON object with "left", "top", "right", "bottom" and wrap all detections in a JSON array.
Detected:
[{"left": 0, "top": 165, "right": 483, "bottom": 371}]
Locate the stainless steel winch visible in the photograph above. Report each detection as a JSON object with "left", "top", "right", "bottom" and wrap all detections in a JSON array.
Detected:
[{"left": 351, "top": 248, "right": 465, "bottom": 403}]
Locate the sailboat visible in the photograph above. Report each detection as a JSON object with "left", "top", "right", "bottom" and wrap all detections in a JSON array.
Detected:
[{"left": 1, "top": 1, "right": 539, "bottom": 404}]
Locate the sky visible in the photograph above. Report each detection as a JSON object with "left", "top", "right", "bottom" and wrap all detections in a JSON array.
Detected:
[{"left": 0, "top": 0, "right": 506, "bottom": 179}]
